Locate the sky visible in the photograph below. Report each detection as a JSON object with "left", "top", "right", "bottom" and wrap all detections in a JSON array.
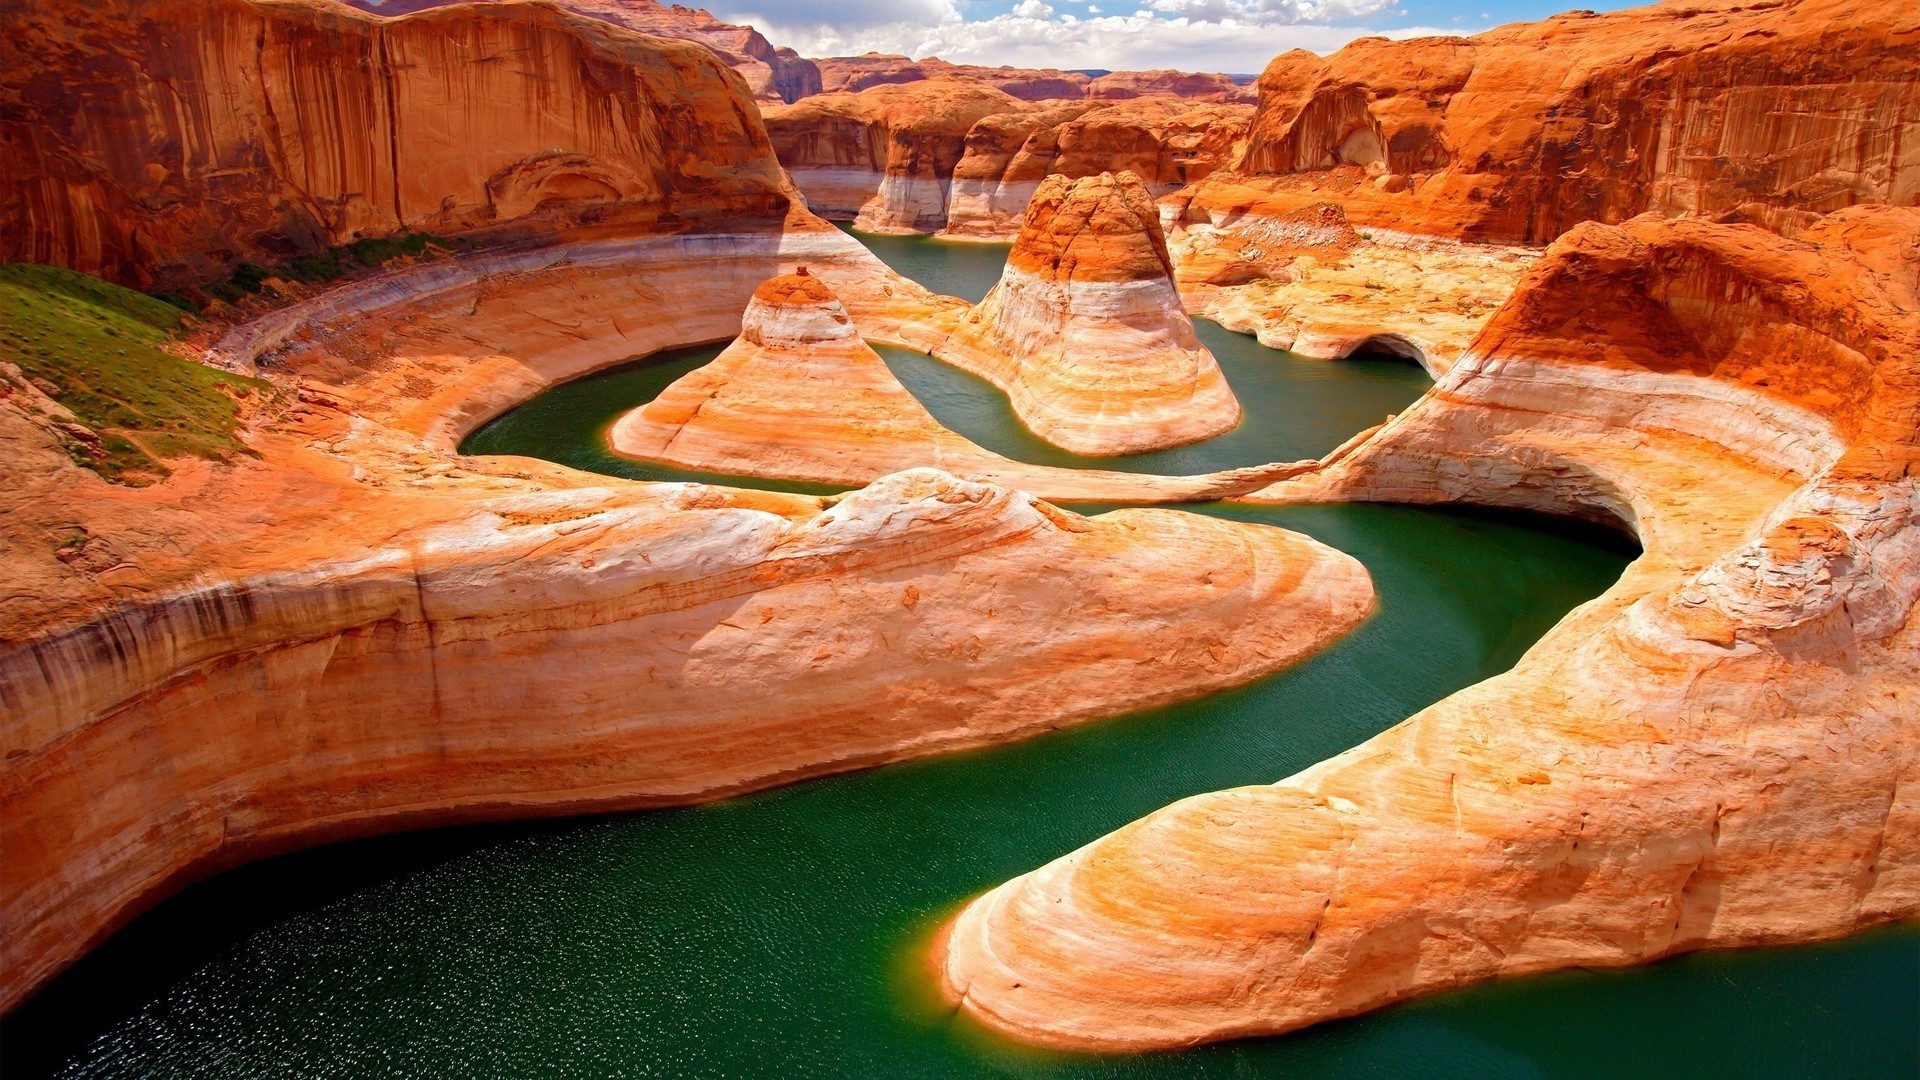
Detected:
[{"left": 707, "top": 0, "right": 1635, "bottom": 74}]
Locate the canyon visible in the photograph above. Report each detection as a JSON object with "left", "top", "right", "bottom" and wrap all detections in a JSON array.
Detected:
[{"left": 1, "top": 0, "right": 1916, "bottom": 1070}]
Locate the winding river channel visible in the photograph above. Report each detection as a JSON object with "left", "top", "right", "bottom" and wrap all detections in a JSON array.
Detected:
[{"left": 5, "top": 231, "right": 1913, "bottom": 1079}]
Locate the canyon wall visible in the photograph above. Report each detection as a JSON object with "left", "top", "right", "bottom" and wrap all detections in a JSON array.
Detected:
[
  {"left": 938, "top": 206, "right": 1920, "bottom": 1050},
  {"left": 1206, "top": 0, "right": 1918, "bottom": 244},
  {"left": 343, "top": 0, "right": 825, "bottom": 104},
  {"left": 765, "top": 85, "right": 1251, "bottom": 236},
  {"left": 816, "top": 54, "right": 1092, "bottom": 101},
  {"left": 0, "top": 0, "right": 796, "bottom": 288},
  {"left": 0, "top": 218, "right": 1375, "bottom": 1015}
]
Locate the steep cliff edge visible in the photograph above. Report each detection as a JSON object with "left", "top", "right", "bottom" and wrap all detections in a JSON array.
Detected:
[
  {"left": 937, "top": 206, "right": 1920, "bottom": 1050},
  {"left": 1204, "top": 0, "right": 1917, "bottom": 244},
  {"left": 343, "top": 0, "right": 824, "bottom": 104},
  {"left": 0, "top": 0, "right": 796, "bottom": 288},
  {"left": 934, "top": 172, "right": 1241, "bottom": 455}
]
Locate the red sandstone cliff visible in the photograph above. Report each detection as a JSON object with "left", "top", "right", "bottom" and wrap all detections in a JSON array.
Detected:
[
  {"left": 0, "top": 0, "right": 797, "bottom": 288},
  {"left": 766, "top": 83, "right": 1250, "bottom": 235},
  {"left": 1210, "top": 0, "right": 1917, "bottom": 242},
  {"left": 343, "top": 0, "right": 824, "bottom": 103}
]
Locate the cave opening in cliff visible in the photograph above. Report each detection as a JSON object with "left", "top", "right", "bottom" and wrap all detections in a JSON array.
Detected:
[{"left": 1345, "top": 334, "right": 1427, "bottom": 368}]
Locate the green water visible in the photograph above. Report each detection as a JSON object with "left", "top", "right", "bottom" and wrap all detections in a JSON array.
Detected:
[{"left": 6, "top": 233, "right": 1913, "bottom": 1079}]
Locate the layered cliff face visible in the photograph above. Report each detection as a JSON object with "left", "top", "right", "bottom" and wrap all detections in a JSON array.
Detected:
[
  {"left": 764, "top": 81, "right": 1032, "bottom": 230},
  {"left": 1206, "top": 0, "right": 1917, "bottom": 244},
  {"left": 343, "top": 0, "right": 824, "bottom": 103},
  {"left": 0, "top": 0, "right": 795, "bottom": 288},
  {"left": 767, "top": 84, "right": 1251, "bottom": 237},
  {"left": 935, "top": 172, "right": 1242, "bottom": 454},
  {"left": 944, "top": 98, "right": 1252, "bottom": 239},
  {"left": 938, "top": 206, "right": 1920, "bottom": 1050}
]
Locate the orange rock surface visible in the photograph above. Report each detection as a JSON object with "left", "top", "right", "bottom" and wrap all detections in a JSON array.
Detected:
[
  {"left": 768, "top": 82, "right": 1250, "bottom": 237},
  {"left": 938, "top": 206, "right": 1920, "bottom": 1050},
  {"left": 1087, "top": 69, "right": 1257, "bottom": 104},
  {"left": 609, "top": 269, "right": 1311, "bottom": 498},
  {"left": 764, "top": 81, "right": 1031, "bottom": 231},
  {"left": 935, "top": 172, "right": 1242, "bottom": 454},
  {"left": 943, "top": 99, "right": 1252, "bottom": 239},
  {"left": 0, "top": 0, "right": 796, "bottom": 289},
  {"left": 816, "top": 53, "right": 1091, "bottom": 101},
  {"left": 1204, "top": 0, "right": 1917, "bottom": 244},
  {"left": 343, "top": 0, "right": 824, "bottom": 102}
]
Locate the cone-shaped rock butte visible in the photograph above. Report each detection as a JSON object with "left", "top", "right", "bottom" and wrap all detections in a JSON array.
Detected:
[{"left": 4, "top": 232, "right": 1913, "bottom": 1080}]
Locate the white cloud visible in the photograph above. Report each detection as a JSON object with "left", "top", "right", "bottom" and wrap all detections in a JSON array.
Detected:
[{"left": 718, "top": 0, "right": 1458, "bottom": 72}]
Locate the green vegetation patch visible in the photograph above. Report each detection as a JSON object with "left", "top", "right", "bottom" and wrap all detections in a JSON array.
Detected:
[
  {"left": 0, "top": 263, "right": 264, "bottom": 484},
  {"left": 206, "top": 232, "right": 452, "bottom": 304}
]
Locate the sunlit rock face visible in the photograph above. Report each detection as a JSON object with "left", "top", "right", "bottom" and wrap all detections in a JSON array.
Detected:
[
  {"left": 1087, "top": 69, "right": 1258, "bottom": 104},
  {"left": 1205, "top": 0, "right": 1917, "bottom": 244},
  {"left": 763, "top": 80, "right": 1029, "bottom": 231},
  {"left": 938, "top": 205, "right": 1920, "bottom": 1052},
  {"left": 942, "top": 99, "right": 1252, "bottom": 240},
  {"left": 765, "top": 83, "right": 1252, "bottom": 238},
  {"left": 0, "top": 0, "right": 797, "bottom": 289},
  {"left": 935, "top": 171, "right": 1242, "bottom": 456},
  {"left": 815, "top": 53, "right": 1092, "bottom": 101},
  {"left": 340, "top": 0, "right": 823, "bottom": 103}
]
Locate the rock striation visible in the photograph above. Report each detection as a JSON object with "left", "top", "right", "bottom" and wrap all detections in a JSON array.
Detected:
[
  {"left": 934, "top": 172, "right": 1241, "bottom": 455},
  {"left": 609, "top": 269, "right": 1306, "bottom": 499},
  {"left": 943, "top": 99, "right": 1251, "bottom": 239},
  {"left": 937, "top": 206, "right": 1920, "bottom": 1050},
  {"left": 1202, "top": 0, "right": 1917, "bottom": 244},
  {"left": 342, "top": 0, "right": 824, "bottom": 103},
  {"left": 766, "top": 83, "right": 1251, "bottom": 236},
  {"left": 764, "top": 81, "right": 1030, "bottom": 231},
  {"left": 0, "top": 0, "right": 796, "bottom": 289}
]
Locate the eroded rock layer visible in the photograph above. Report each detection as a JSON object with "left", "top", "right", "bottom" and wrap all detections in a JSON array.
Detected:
[
  {"left": 0, "top": 212, "right": 1376, "bottom": 1014},
  {"left": 765, "top": 86, "right": 1251, "bottom": 236},
  {"left": 935, "top": 172, "right": 1241, "bottom": 455},
  {"left": 1209, "top": 0, "right": 1917, "bottom": 244},
  {"left": 938, "top": 206, "right": 1920, "bottom": 1051},
  {"left": 0, "top": 0, "right": 795, "bottom": 288}
]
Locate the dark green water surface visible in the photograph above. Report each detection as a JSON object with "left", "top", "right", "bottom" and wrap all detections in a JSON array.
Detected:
[{"left": 5, "top": 231, "right": 1912, "bottom": 1080}]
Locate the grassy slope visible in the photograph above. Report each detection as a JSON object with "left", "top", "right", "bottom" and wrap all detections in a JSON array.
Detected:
[{"left": 0, "top": 264, "right": 263, "bottom": 484}]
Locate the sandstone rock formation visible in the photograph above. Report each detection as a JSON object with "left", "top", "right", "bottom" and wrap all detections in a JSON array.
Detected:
[
  {"left": 943, "top": 99, "right": 1251, "bottom": 239},
  {"left": 769, "top": 83, "right": 1251, "bottom": 237},
  {"left": 343, "top": 0, "right": 824, "bottom": 103},
  {"left": 816, "top": 53, "right": 1092, "bottom": 101},
  {"left": 935, "top": 172, "right": 1241, "bottom": 455},
  {"left": 1088, "top": 69, "right": 1257, "bottom": 104},
  {"left": 938, "top": 206, "right": 1920, "bottom": 1050},
  {"left": 0, "top": 0, "right": 795, "bottom": 289},
  {"left": 1200, "top": 0, "right": 1917, "bottom": 244},
  {"left": 764, "top": 81, "right": 1030, "bottom": 231},
  {"left": 1164, "top": 199, "right": 1536, "bottom": 374},
  {"left": 609, "top": 269, "right": 1308, "bottom": 498},
  {"left": 0, "top": 214, "right": 1378, "bottom": 1016}
]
